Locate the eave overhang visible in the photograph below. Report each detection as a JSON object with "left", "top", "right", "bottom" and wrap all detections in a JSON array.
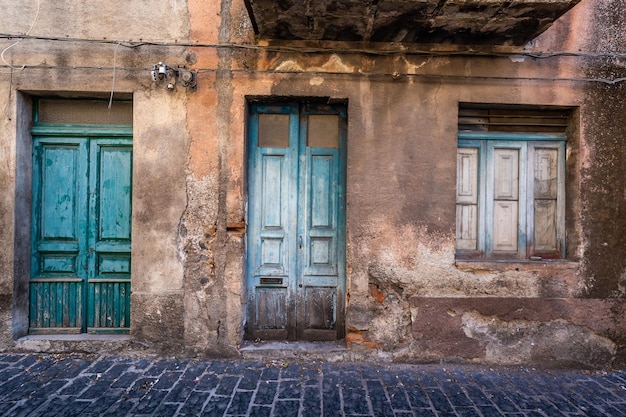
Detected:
[{"left": 244, "top": 0, "right": 582, "bottom": 46}]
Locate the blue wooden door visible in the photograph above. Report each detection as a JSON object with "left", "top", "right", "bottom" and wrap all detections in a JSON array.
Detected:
[
  {"left": 30, "top": 129, "right": 132, "bottom": 334},
  {"left": 246, "top": 102, "right": 346, "bottom": 341}
]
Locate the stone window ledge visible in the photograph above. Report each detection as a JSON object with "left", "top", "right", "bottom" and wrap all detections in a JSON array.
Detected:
[{"left": 455, "top": 259, "right": 579, "bottom": 273}]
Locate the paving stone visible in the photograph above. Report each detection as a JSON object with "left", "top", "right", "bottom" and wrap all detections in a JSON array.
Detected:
[
  {"left": 302, "top": 386, "right": 321, "bottom": 411},
  {"left": 302, "top": 367, "right": 321, "bottom": 385},
  {"left": 202, "top": 394, "right": 230, "bottom": 416},
  {"left": 273, "top": 399, "right": 300, "bottom": 417},
  {"left": 366, "top": 379, "right": 392, "bottom": 412},
  {"left": 124, "top": 377, "right": 158, "bottom": 398},
  {"left": 132, "top": 389, "right": 167, "bottom": 414},
  {"left": 490, "top": 393, "right": 521, "bottom": 413},
  {"left": 197, "top": 372, "right": 220, "bottom": 391},
  {"left": 151, "top": 401, "right": 182, "bottom": 417},
  {"left": 455, "top": 406, "right": 482, "bottom": 417},
  {"left": 249, "top": 405, "right": 272, "bottom": 417},
  {"left": 280, "top": 363, "right": 301, "bottom": 379},
  {"left": 144, "top": 359, "right": 171, "bottom": 376},
  {"left": 227, "top": 390, "right": 254, "bottom": 415},
  {"left": 253, "top": 381, "right": 278, "bottom": 405},
  {"left": 406, "top": 386, "right": 432, "bottom": 408},
  {"left": 79, "top": 391, "right": 124, "bottom": 415},
  {"left": 153, "top": 370, "right": 183, "bottom": 389},
  {"left": 30, "top": 396, "right": 90, "bottom": 417},
  {"left": 425, "top": 387, "right": 455, "bottom": 413},
  {"left": 110, "top": 370, "right": 143, "bottom": 389},
  {"left": 342, "top": 387, "right": 371, "bottom": 415},
  {"left": 216, "top": 375, "right": 240, "bottom": 396},
  {"left": 99, "top": 397, "right": 136, "bottom": 417},
  {"left": 85, "top": 358, "right": 116, "bottom": 374},
  {"left": 238, "top": 368, "right": 261, "bottom": 390},
  {"left": 164, "top": 379, "right": 198, "bottom": 403},
  {"left": 414, "top": 408, "right": 438, "bottom": 417},
  {"left": 259, "top": 366, "right": 280, "bottom": 381},
  {"left": 179, "top": 390, "right": 212, "bottom": 415},
  {"left": 78, "top": 379, "right": 114, "bottom": 399},
  {"left": 99, "top": 363, "right": 134, "bottom": 381},
  {"left": 182, "top": 362, "right": 208, "bottom": 380},
  {"left": 277, "top": 379, "right": 301, "bottom": 399}
]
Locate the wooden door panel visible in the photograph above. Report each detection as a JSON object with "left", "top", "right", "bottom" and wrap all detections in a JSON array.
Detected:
[
  {"left": 247, "top": 104, "right": 298, "bottom": 340},
  {"left": 96, "top": 146, "right": 132, "bottom": 240},
  {"left": 87, "top": 140, "right": 132, "bottom": 333},
  {"left": 297, "top": 108, "right": 345, "bottom": 341},
  {"left": 534, "top": 200, "right": 558, "bottom": 251},
  {"left": 456, "top": 205, "right": 478, "bottom": 250},
  {"left": 29, "top": 281, "right": 83, "bottom": 333},
  {"left": 257, "top": 154, "right": 290, "bottom": 276},
  {"left": 493, "top": 201, "right": 519, "bottom": 251},
  {"left": 87, "top": 281, "right": 130, "bottom": 329},
  {"left": 305, "top": 153, "right": 338, "bottom": 275},
  {"left": 304, "top": 288, "right": 335, "bottom": 329},
  {"left": 456, "top": 148, "right": 479, "bottom": 251},
  {"left": 30, "top": 138, "right": 87, "bottom": 333},
  {"left": 456, "top": 148, "right": 479, "bottom": 204},
  {"left": 493, "top": 148, "right": 519, "bottom": 200}
]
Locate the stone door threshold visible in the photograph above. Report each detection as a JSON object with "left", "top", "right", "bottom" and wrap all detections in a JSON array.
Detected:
[
  {"left": 241, "top": 340, "right": 346, "bottom": 352},
  {"left": 20, "top": 334, "right": 130, "bottom": 342},
  {"left": 240, "top": 340, "right": 349, "bottom": 361}
]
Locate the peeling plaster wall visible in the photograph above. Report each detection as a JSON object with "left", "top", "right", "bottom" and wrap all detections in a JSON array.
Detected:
[{"left": 0, "top": 0, "right": 625, "bottom": 366}]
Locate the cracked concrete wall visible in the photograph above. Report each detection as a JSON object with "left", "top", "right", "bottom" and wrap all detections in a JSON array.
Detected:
[{"left": 0, "top": 0, "right": 625, "bottom": 366}]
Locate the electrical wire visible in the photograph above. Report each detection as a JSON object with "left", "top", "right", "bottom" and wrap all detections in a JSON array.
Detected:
[
  {"left": 1, "top": 33, "right": 626, "bottom": 59},
  {"left": 1, "top": 63, "right": 625, "bottom": 85},
  {"left": 108, "top": 43, "right": 120, "bottom": 109},
  {"left": 1, "top": 0, "right": 40, "bottom": 70}
]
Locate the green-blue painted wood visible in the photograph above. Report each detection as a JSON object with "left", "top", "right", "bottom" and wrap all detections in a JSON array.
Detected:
[
  {"left": 31, "top": 125, "right": 133, "bottom": 137},
  {"left": 247, "top": 102, "right": 347, "bottom": 341},
  {"left": 30, "top": 126, "right": 132, "bottom": 334},
  {"left": 458, "top": 138, "right": 565, "bottom": 259},
  {"left": 458, "top": 132, "right": 566, "bottom": 141},
  {"left": 87, "top": 138, "right": 132, "bottom": 333}
]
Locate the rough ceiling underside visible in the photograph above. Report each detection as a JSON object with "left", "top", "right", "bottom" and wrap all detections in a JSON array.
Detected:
[{"left": 244, "top": 0, "right": 582, "bottom": 46}]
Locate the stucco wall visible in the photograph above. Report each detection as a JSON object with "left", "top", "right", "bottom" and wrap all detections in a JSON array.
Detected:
[{"left": 0, "top": 0, "right": 624, "bottom": 365}]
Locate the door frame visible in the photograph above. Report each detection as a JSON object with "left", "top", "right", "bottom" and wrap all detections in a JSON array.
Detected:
[{"left": 244, "top": 99, "right": 347, "bottom": 341}]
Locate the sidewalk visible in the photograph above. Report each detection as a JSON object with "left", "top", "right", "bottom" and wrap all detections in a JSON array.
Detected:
[{"left": 0, "top": 353, "right": 625, "bottom": 416}]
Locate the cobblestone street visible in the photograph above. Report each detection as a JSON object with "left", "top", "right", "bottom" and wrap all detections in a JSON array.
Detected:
[{"left": 0, "top": 353, "right": 625, "bottom": 416}]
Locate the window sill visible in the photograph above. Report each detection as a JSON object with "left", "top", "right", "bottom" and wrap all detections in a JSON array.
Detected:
[{"left": 455, "top": 259, "right": 579, "bottom": 273}]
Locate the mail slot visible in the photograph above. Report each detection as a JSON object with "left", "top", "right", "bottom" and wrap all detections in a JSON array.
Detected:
[{"left": 260, "top": 277, "right": 283, "bottom": 285}]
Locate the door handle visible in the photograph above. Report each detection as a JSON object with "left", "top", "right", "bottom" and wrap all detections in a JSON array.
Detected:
[{"left": 299, "top": 235, "right": 303, "bottom": 249}]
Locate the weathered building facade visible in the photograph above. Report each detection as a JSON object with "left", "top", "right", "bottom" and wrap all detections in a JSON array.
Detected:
[{"left": 1, "top": 0, "right": 625, "bottom": 367}]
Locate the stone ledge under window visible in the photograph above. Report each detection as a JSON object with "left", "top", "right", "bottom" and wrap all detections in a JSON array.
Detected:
[{"left": 455, "top": 259, "right": 579, "bottom": 273}]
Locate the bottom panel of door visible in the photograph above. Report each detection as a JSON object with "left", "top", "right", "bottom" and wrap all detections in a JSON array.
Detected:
[
  {"left": 299, "top": 286, "right": 338, "bottom": 341},
  {"left": 87, "top": 280, "right": 131, "bottom": 334},
  {"left": 249, "top": 285, "right": 341, "bottom": 341},
  {"left": 29, "top": 278, "right": 130, "bottom": 334},
  {"left": 29, "top": 279, "right": 83, "bottom": 334},
  {"left": 251, "top": 287, "right": 291, "bottom": 340}
]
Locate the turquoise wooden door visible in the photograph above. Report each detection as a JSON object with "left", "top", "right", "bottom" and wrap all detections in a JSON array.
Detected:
[
  {"left": 30, "top": 128, "right": 132, "bottom": 334},
  {"left": 246, "top": 102, "right": 347, "bottom": 341}
]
